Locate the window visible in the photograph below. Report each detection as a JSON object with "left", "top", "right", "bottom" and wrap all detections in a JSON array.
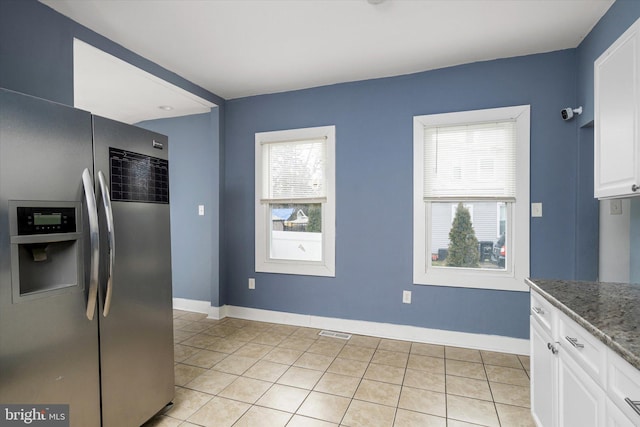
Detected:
[
  {"left": 255, "top": 126, "right": 336, "bottom": 276},
  {"left": 413, "top": 106, "right": 530, "bottom": 291}
]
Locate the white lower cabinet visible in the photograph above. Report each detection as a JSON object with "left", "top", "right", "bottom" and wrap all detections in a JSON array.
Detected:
[
  {"left": 530, "top": 319, "right": 556, "bottom": 427},
  {"left": 607, "top": 398, "right": 637, "bottom": 427},
  {"left": 557, "top": 348, "right": 606, "bottom": 427},
  {"left": 530, "top": 289, "right": 640, "bottom": 427},
  {"left": 608, "top": 350, "right": 640, "bottom": 423}
]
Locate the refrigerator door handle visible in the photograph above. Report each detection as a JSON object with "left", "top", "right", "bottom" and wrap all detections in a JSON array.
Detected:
[
  {"left": 82, "top": 168, "right": 99, "bottom": 321},
  {"left": 98, "top": 170, "right": 115, "bottom": 317}
]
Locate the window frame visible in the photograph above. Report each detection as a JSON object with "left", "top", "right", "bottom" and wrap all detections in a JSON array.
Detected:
[
  {"left": 255, "top": 125, "right": 336, "bottom": 277},
  {"left": 413, "top": 106, "right": 530, "bottom": 291}
]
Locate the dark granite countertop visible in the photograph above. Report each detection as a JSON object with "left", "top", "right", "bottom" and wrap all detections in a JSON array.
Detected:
[{"left": 526, "top": 278, "right": 639, "bottom": 371}]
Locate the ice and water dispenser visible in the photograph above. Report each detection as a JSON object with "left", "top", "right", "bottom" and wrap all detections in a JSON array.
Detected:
[{"left": 8, "top": 201, "right": 82, "bottom": 300}]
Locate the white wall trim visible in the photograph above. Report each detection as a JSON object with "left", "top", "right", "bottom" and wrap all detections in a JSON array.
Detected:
[
  {"left": 413, "top": 105, "right": 530, "bottom": 291},
  {"left": 173, "top": 299, "right": 529, "bottom": 355},
  {"left": 172, "top": 298, "right": 221, "bottom": 319},
  {"left": 255, "top": 125, "right": 336, "bottom": 277}
]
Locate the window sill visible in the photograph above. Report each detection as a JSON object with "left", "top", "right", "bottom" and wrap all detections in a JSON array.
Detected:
[
  {"left": 414, "top": 266, "right": 529, "bottom": 292},
  {"left": 256, "top": 259, "right": 335, "bottom": 277}
]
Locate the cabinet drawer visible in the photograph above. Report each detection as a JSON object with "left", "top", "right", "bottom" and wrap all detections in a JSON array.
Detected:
[
  {"left": 558, "top": 312, "right": 607, "bottom": 387},
  {"left": 530, "top": 291, "right": 555, "bottom": 334},
  {"left": 608, "top": 350, "right": 640, "bottom": 423}
]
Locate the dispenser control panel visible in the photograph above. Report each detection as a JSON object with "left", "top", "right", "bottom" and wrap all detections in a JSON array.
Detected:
[{"left": 16, "top": 206, "right": 76, "bottom": 235}]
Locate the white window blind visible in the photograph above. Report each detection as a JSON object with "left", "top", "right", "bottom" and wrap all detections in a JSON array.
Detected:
[
  {"left": 423, "top": 121, "right": 516, "bottom": 200},
  {"left": 262, "top": 138, "right": 326, "bottom": 203}
]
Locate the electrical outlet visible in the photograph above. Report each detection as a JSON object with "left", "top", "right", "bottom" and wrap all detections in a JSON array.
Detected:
[
  {"left": 610, "top": 199, "right": 622, "bottom": 215},
  {"left": 402, "top": 290, "right": 411, "bottom": 304},
  {"left": 248, "top": 278, "right": 255, "bottom": 290},
  {"left": 531, "top": 202, "right": 543, "bottom": 218}
]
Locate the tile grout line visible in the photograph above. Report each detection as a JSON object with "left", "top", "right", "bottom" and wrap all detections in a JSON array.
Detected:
[
  {"left": 481, "top": 352, "right": 501, "bottom": 427},
  {"left": 166, "top": 316, "right": 533, "bottom": 427},
  {"left": 444, "top": 354, "right": 449, "bottom": 423},
  {"left": 336, "top": 338, "right": 379, "bottom": 427}
]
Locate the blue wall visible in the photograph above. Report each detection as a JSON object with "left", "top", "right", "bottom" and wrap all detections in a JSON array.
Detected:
[
  {"left": 138, "top": 112, "right": 221, "bottom": 304},
  {"left": 224, "top": 50, "right": 579, "bottom": 339},
  {"left": 574, "top": 126, "right": 599, "bottom": 281},
  {"left": 221, "top": 0, "right": 639, "bottom": 339}
]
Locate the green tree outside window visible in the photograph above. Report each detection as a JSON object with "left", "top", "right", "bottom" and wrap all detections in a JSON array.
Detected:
[{"left": 447, "top": 202, "right": 479, "bottom": 268}]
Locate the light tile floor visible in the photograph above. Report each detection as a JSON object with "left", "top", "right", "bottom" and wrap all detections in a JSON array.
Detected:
[{"left": 143, "top": 310, "right": 535, "bottom": 427}]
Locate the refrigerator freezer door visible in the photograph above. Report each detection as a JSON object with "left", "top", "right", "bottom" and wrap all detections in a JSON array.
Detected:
[
  {"left": 92, "top": 116, "right": 174, "bottom": 426},
  {"left": 0, "top": 89, "right": 101, "bottom": 427}
]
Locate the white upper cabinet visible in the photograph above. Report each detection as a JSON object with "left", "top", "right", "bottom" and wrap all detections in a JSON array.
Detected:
[{"left": 594, "top": 18, "right": 640, "bottom": 199}]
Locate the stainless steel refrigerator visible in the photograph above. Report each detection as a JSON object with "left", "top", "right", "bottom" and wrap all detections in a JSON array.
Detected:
[{"left": 0, "top": 88, "right": 174, "bottom": 426}]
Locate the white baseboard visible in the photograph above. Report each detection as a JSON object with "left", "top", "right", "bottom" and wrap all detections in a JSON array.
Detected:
[
  {"left": 172, "top": 299, "right": 529, "bottom": 355},
  {"left": 172, "top": 298, "right": 221, "bottom": 319}
]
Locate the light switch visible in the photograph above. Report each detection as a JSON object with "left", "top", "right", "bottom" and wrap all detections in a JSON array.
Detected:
[
  {"left": 531, "top": 203, "right": 542, "bottom": 218},
  {"left": 198, "top": 205, "right": 205, "bottom": 216}
]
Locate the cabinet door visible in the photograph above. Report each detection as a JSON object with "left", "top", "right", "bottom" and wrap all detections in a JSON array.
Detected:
[
  {"left": 607, "top": 349, "right": 640, "bottom": 423},
  {"left": 558, "top": 350, "right": 606, "bottom": 427},
  {"left": 607, "top": 398, "right": 637, "bottom": 427},
  {"left": 531, "top": 319, "right": 556, "bottom": 427},
  {"left": 594, "top": 18, "right": 640, "bottom": 199}
]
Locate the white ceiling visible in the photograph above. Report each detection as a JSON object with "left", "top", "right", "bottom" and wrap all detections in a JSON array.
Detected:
[{"left": 43, "top": 0, "right": 614, "bottom": 101}]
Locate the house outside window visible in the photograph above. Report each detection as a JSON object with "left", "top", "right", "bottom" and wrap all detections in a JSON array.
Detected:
[
  {"left": 255, "top": 125, "right": 336, "bottom": 277},
  {"left": 413, "top": 106, "right": 530, "bottom": 291}
]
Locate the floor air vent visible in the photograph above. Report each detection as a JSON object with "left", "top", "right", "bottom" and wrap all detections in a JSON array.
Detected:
[{"left": 318, "top": 330, "right": 351, "bottom": 340}]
